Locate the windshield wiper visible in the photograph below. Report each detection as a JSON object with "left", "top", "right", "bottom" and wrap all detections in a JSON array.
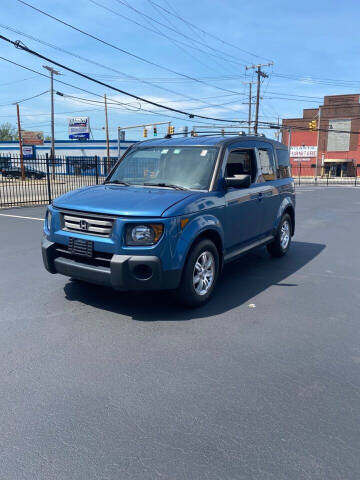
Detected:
[
  {"left": 143, "top": 182, "right": 188, "bottom": 191},
  {"left": 104, "top": 179, "right": 130, "bottom": 186}
]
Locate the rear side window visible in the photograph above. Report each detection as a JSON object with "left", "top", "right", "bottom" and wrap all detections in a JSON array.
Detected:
[
  {"left": 226, "top": 149, "right": 257, "bottom": 182},
  {"left": 258, "top": 148, "right": 276, "bottom": 181},
  {"left": 276, "top": 149, "right": 291, "bottom": 178}
]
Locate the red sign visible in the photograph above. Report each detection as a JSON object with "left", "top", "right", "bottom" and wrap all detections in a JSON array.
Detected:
[{"left": 22, "top": 131, "right": 44, "bottom": 145}]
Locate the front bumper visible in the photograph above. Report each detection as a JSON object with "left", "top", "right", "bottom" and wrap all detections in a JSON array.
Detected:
[{"left": 42, "top": 238, "right": 181, "bottom": 291}]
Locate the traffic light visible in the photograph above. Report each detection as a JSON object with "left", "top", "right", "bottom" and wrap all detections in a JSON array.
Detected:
[
  {"left": 153, "top": 126, "right": 157, "bottom": 137},
  {"left": 169, "top": 125, "right": 175, "bottom": 135},
  {"left": 143, "top": 127, "right": 147, "bottom": 138},
  {"left": 190, "top": 129, "right": 197, "bottom": 137},
  {"left": 308, "top": 120, "right": 317, "bottom": 131}
]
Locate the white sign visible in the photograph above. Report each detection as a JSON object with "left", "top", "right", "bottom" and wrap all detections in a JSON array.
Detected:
[
  {"left": 68, "top": 117, "right": 90, "bottom": 139},
  {"left": 22, "top": 146, "right": 33, "bottom": 157},
  {"left": 290, "top": 146, "right": 317, "bottom": 158},
  {"left": 292, "top": 157, "right": 311, "bottom": 162}
]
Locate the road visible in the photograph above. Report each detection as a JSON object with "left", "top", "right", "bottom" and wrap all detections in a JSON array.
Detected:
[{"left": 0, "top": 186, "right": 359, "bottom": 479}]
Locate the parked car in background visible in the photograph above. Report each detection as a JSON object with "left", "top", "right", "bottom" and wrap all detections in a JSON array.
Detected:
[
  {"left": 1, "top": 166, "right": 46, "bottom": 180},
  {"left": 0, "top": 158, "right": 11, "bottom": 171},
  {"left": 42, "top": 135, "right": 295, "bottom": 307}
]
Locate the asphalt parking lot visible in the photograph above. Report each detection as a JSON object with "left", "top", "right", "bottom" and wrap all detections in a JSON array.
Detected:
[{"left": 1, "top": 186, "right": 360, "bottom": 480}]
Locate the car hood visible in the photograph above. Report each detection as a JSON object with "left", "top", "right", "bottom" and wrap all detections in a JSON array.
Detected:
[{"left": 53, "top": 184, "right": 195, "bottom": 217}]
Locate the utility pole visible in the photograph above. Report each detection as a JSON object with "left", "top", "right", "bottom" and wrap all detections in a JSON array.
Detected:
[
  {"left": 15, "top": 103, "right": 25, "bottom": 181},
  {"left": 275, "top": 117, "right": 280, "bottom": 141},
  {"left": 242, "top": 81, "right": 255, "bottom": 134},
  {"left": 104, "top": 94, "right": 111, "bottom": 172},
  {"left": 315, "top": 106, "right": 321, "bottom": 181},
  {"left": 43, "top": 66, "right": 60, "bottom": 178},
  {"left": 245, "top": 63, "right": 273, "bottom": 135},
  {"left": 248, "top": 82, "right": 252, "bottom": 135}
]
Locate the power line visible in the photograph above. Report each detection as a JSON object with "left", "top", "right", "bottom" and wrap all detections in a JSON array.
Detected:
[
  {"left": 0, "top": 107, "right": 104, "bottom": 118},
  {"left": 58, "top": 91, "right": 245, "bottom": 113},
  {"left": 0, "top": 54, "right": 247, "bottom": 125},
  {"left": 0, "top": 37, "right": 188, "bottom": 114},
  {"left": 143, "top": 0, "right": 227, "bottom": 75},
  {"left": 0, "top": 75, "right": 39, "bottom": 86},
  {"left": 16, "top": 0, "right": 249, "bottom": 97},
  {"left": 111, "top": 0, "right": 247, "bottom": 68},
  {"left": 0, "top": 34, "right": 250, "bottom": 123},
  {"left": 0, "top": 23, "right": 245, "bottom": 114},
  {"left": 0, "top": 89, "right": 49, "bottom": 106},
  {"left": 89, "top": 0, "right": 235, "bottom": 75},
  {"left": 148, "top": 0, "right": 273, "bottom": 62},
  {"left": 272, "top": 72, "right": 360, "bottom": 88},
  {"left": 260, "top": 120, "right": 360, "bottom": 135}
]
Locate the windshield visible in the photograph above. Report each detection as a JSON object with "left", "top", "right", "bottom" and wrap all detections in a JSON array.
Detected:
[{"left": 107, "top": 146, "right": 218, "bottom": 190}]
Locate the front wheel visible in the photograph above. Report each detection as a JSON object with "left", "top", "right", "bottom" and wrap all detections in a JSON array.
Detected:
[
  {"left": 267, "top": 213, "right": 292, "bottom": 257},
  {"left": 175, "top": 239, "right": 219, "bottom": 308}
]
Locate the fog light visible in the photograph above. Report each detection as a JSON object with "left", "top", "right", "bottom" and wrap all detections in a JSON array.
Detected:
[{"left": 133, "top": 264, "right": 152, "bottom": 280}]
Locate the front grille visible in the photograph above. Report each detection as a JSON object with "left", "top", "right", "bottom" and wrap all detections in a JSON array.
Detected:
[{"left": 61, "top": 211, "right": 114, "bottom": 237}]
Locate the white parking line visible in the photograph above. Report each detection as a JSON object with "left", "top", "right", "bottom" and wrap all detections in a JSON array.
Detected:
[{"left": 0, "top": 213, "right": 43, "bottom": 221}]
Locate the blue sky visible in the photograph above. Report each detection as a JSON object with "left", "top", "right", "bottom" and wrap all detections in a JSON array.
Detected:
[{"left": 0, "top": 0, "right": 359, "bottom": 140}]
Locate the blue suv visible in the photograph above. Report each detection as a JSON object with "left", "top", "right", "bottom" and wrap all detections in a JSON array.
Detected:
[{"left": 42, "top": 135, "right": 295, "bottom": 307}]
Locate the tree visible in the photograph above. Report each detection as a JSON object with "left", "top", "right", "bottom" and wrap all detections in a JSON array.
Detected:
[{"left": 0, "top": 122, "right": 18, "bottom": 141}]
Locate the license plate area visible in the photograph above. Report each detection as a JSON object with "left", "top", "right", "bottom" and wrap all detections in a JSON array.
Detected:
[{"left": 68, "top": 237, "right": 93, "bottom": 257}]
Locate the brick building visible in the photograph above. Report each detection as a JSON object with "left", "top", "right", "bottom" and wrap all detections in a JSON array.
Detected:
[{"left": 282, "top": 94, "right": 360, "bottom": 177}]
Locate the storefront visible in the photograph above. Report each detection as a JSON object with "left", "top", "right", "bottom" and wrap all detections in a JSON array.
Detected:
[{"left": 322, "top": 159, "right": 355, "bottom": 177}]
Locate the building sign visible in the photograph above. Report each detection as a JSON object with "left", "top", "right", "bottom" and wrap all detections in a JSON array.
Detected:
[
  {"left": 68, "top": 117, "right": 90, "bottom": 140},
  {"left": 292, "top": 157, "right": 311, "bottom": 162},
  {"left": 22, "top": 130, "right": 44, "bottom": 145},
  {"left": 22, "top": 145, "right": 34, "bottom": 159},
  {"left": 290, "top": 146, "right": 318, "bottom": 158}
]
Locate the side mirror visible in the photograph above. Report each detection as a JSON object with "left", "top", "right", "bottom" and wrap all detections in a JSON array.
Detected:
[{"left": 225, "top": 174, "right": 251, "bottom": 189}]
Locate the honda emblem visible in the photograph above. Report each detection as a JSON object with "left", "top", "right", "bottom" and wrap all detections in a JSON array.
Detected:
[{"left": 80, "top": 219, "right": 89, "bottom": 231}]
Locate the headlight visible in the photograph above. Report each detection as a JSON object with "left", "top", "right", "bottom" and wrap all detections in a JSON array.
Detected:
[
  {"left": 126, "top": 224, "right": 164, "bottom": 246},
  {"left": 46, "top": 208, "right": 52, "bottom": 230}
]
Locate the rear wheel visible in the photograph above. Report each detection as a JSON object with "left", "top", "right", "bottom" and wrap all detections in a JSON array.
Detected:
[
  {"left": 175, "top": 239, "right": 219, "bottom": 308},
  {"left": 267, "top": 213, "right": 292, "bottom": 257}
]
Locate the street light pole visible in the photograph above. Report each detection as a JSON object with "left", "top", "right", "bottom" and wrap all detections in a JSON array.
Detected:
[{"left": 43, "top": 66, "right": 60, "bottom": 178}]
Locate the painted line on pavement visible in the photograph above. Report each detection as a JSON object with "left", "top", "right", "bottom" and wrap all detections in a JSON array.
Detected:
[{"left": 0, "top": 213, "right": 43, "bottom": 221}]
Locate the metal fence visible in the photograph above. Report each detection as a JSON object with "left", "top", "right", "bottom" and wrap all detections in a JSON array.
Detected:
[
  {"left": 1, "top": 154, "right": 359, "bottom": 208},
  {"left": 291, "top": 163, "right": 360, "bottom": 186},
  {"left": 0, "top": 154, "right": 118, "bottom": 208}
]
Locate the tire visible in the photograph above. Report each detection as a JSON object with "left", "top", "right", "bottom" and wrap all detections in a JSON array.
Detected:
[
  {"left": 175, "top": 239, "right": 219, "bottom": 308},
  {"left": 267, "top": 213, "right": 292, "bottom": 258}
]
